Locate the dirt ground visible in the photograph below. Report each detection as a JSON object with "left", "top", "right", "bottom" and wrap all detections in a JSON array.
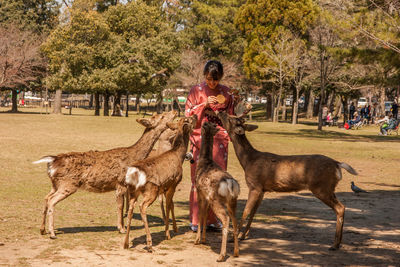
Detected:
[{"left": 1, "top": 185, "right": 399, "bottom": 266}]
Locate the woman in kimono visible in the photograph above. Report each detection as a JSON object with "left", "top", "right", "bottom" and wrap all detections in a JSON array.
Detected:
[{"left": 185, "top": 60, "right": 236, "bottom": 232}]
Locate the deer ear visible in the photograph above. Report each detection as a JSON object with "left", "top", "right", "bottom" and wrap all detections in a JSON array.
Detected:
[
  {"left": 234, "top": 126, "right": 245, "bottom": 135},
  {"left": 243, "top": 124, "right": 258, "bottom": 132},
  {"left": 137, "top": 118, "right": 152, "bottom": 128},
  {"left": 166, "top": 122, "right": 178, "bottom": 130}
]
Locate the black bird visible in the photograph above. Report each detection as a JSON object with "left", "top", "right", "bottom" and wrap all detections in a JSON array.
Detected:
[{"left": 351, "top": 181, "right": 368, "bottom": 193}]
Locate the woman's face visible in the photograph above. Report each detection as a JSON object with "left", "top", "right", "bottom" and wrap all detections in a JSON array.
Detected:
[{"left": 205, "top": 74, "right": 220, "bottom": 90}]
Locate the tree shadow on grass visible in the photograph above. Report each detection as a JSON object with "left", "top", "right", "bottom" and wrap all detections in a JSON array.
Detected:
[{"left": 256, "top": 128, "right": 400, "bottom": 142}]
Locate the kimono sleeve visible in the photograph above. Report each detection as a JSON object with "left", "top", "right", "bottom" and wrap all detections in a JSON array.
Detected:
[{"left": 185, "top": 86, "right": 206, "bottom": 128}]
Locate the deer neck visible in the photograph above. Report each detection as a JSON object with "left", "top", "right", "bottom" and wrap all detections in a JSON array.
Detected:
[
  {"left": 230, "top": 133, "right": 257, "bottom": 168},
  {"left": 128, "top": 127, "right": 164, "bottom": 159},
  {"left": 198, "top": 133, "right": 214, "bottom": 163},
  {"left": 171, "top": 128, "right": 191, "bottom": 162}
]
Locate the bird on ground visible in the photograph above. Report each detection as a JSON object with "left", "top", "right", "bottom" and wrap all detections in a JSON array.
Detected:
[{"left": 351, "top": 181, "right": 368, "bottom": 193}]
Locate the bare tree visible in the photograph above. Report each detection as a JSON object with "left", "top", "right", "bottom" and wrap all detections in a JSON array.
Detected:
[
  {"left": 259, "top": 30, "right": 301, "bottom": 122},
  {"left": 0, "top": 26, "right": 45, "bottom": 112}
]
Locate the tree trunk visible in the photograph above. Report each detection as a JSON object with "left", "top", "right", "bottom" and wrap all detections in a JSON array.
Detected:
[
  {"left": 125, "top": 92, "right": 129, "bottom": 117},
  {"left": 379, "top": 87, "right": 385, "bottom": 117},
  {"left": 292, "top": 86, "right": 300, "bottom": 125},
  {"left": 327, "top": 91, "right": 335, "bottom": 111},
  {"left": 270, "top": 91, "right": 276, "bottom": 122},
  {"left": 265, "top": 93, "right": 272, "bottom": 120},
  {"left": 282, "top": 100, "right": 287, "bottom": 121},
  {"left": 112, "top": 92, "right": 122, "bottom": 116},
  {"left": 318, "top": 54, "right": 326, "bottom": 131},
  {"left": 341, "top": 96, "right": 348, "bottom": 124},
  {"left": 135, "top": 94, "right": 141, "bottom": 113},
  {"left": 306, "top": 90, "right": 314, "bottom": 119},
  {"left": 156, "top": 91, "right": 163, "bottom": 114},
  {"left": 103, "top": 92, "right": 110, "bottom": 116},
  {"left": 53, "top": 89, "right": 62, "bottom": 114},
  {"left": 11, "top": 89, "right": 18, "bottom": 113},
  {"left": 333, "top": 96, "right": 341, "bottom": 118},
  {"left": 94, "top": 92, "right": 100, "bottom": 116},
  {"left": 89, "top": 94, "right": 94, "bottom": 109},
  {"left": 274, "top": 85, "right": 283, "bottom": 123}
]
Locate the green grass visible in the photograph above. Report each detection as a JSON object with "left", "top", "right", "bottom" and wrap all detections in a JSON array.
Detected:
[{"left": 0, "top": 106, "right": 399, "bottom": 253}]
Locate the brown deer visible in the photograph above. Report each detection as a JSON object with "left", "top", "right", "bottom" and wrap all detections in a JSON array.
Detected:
[
  {"left": 216, "top": 111, "right": 358, "bottom": 250},
  {"left": 123, "top": 115, "right": 197, "bottom": 252},
  {"left": 126, "top": 128, "right": 177, "bottom": 222},
  {"left": 33, "top": 111, "right": 177, "bottom": 239},
  {"left": 194, "top": 122, "right": 240, "bottom": 262}
]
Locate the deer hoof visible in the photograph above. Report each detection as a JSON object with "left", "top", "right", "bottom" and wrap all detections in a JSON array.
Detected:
[
  {"left": 146, "top": 247, "right": 154, "bottom": 253},
  {"left": 194, "top": 239, "right": 201, "bottom": 245},
  {"left": 329, "top": 245, "right": 339, "bottom": 251},
  {"left": 119, "top": 228, "right": 126, "bottom": 234},
  {"left": 40, "top": 229, "right": 46, "bottom": 235},
  {"left": 50, "top": 235, "right": 57, "bottom": 240},
  {"left": 234, "top": 250, "right": 239, "bottom": 257},
  {"left": 216, "top": 255, "right": 226, "bottom": 262}
]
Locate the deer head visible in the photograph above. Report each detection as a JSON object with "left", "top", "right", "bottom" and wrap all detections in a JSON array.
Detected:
[{"left": 216, "top": 111, "right": 258, "bottom": 136}]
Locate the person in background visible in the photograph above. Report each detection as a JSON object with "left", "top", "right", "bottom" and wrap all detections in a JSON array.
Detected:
[
  {"left": 380, "top": 113, "right": 397, "bottom": 135},
  {"left": 391, "top": 99, "right": 398, "bottom": 120},
  {"left": 347, "top": 111, "right": 361, "bottom": 129},
  {"left": 349, "top": 102, "right": 356, "bottom": 120},
  {"left": 185, "top": 60, "right": 237, "bottom": 232}
]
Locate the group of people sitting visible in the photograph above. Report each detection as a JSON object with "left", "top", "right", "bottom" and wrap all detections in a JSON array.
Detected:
[{"left": 378, "top": 113, "right": 399, "bottom": 136}]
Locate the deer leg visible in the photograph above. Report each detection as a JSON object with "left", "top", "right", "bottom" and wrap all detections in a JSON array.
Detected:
[
  {"left": 40, "top": 186, "right": 56, "bottom": 235},
  {"left": 211, "top": 201, "right": 229, "bottom": 262},
  {"left": 164, "top": 186, "right": 176, "bottom": 240},
  {"left": 47, "top": 187, "right": 77, "bottom": 239},
  {"left": 201, "top": 203, "right": 209, "bottom": 244},
  {"left": 124, "top": 191, "right": 130, "bottom": 217},
  {"left": 170, "top": 197, "right": 178, "bottom": 233},
  {"left": 139, "top": 186, "right": 158, "bottom": 252},
  {"left": 116, "top": 186, "right": 127, "bottom": 233},
  {"left": 195, "top": 195, "right": 205, "bottom": 245},
  {"left": 227, "top": 199, "right": 239, "bottom": 258},
  {"left": 239, "top": 190, "right": 264, "bottom": 240},
  {"left": 159, "top": 194, "right": 166, "bottom": 223},
  {"left": 123, "top": 189, "right": 137, "bottom": 249},
  {"left": 314, "top": 192, "right": 345, "bottom": 250}
]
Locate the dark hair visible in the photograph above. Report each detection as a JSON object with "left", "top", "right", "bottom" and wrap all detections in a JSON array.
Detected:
[{"left": 203, "top": 60, "right": 223, "bottom": 80}]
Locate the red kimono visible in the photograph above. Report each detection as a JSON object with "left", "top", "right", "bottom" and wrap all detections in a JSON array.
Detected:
[{"left": 185, "top": 82, "right": 235, "bottom": 226}]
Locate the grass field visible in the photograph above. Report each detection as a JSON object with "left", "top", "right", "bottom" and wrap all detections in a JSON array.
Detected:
[{"left": 0, "top": 106, "right": 399, "bottom": 266}]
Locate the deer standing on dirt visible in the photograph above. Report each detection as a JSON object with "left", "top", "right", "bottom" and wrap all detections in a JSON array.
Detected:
[
  {"left": 127, "top": 128, "right": 177, "bottom": 222},
  {"left": 123, "top": 115, "right": 197, "bottom": 252},
  {"left": 216, "top": 111, "right": 358, "bottom": 250},
  {"left": 33, "top": 111, "right": 177, "bottom": 239},
  {"left": 194, "top": 122, "right": 240, "bottom": 262}
]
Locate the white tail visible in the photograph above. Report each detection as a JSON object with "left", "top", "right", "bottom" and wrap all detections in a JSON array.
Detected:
[
  {"left": 339, "top": 162, "right": 358, "bottom": 175},
  {"left": 125, "top": 167, "right": 147, "bottom": 188},
  {"left": 218, "top": 178, "right": 240, "bottom": 199},
  {"left": 33, "top": 156, "right": 55, "bottom": 164}
]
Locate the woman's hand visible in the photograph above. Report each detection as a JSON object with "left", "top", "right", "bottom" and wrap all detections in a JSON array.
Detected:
[{"left": 206, "top": 96, "right": 217, "bottom": 107}]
